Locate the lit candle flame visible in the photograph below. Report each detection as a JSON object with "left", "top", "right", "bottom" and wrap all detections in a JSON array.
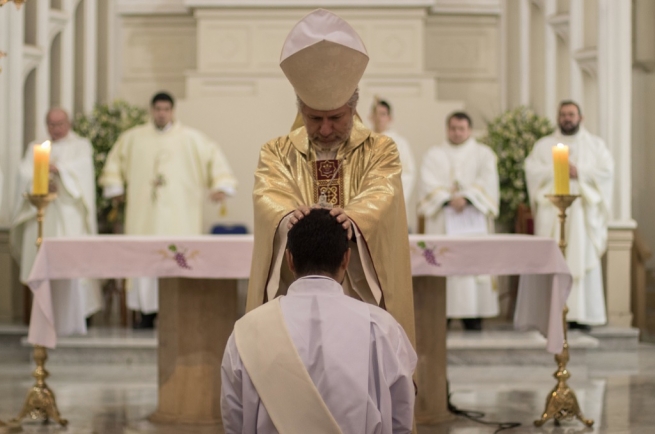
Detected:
[{"left": 41, "top": 140, "right": 51, "bottom": 150}]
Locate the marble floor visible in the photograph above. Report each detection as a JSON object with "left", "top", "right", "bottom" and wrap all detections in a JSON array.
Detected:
[{"left": 1, "top": 345, "right": 655, "bottom": 433}]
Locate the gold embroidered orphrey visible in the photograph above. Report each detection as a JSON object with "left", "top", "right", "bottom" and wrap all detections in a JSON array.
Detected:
[{"left": 313, "top": 159, "right": 344, "bottom": 209}]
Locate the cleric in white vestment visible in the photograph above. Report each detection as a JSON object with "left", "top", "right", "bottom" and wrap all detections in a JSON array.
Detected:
[
  {"left": 99, "top": 92, "right": 237, "bottom": 327},
  {"left": 524, "top": 100, "right": 613, "bottom": 328},
  {"left": 11, "top": 108, "right": 102, "bottom": 335},
  {"left": 221, "top": 208, "right": 417, "bottom": 434},
  {"left": 370, "top": 98, "right": 417, "bottom": 206},
  {"left": 418, "top": 111, "right": 500, "bottom": 330}
]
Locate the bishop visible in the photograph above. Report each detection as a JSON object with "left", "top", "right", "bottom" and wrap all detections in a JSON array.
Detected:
[{"left": 246, "top": 9, "right": 416, "bottom": 344}]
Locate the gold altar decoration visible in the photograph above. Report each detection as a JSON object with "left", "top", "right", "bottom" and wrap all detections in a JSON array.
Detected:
[
  {"left": 0, "top": 0, "right": 27, "bottom": 9},
  {"left": 534, "top": 194, "right": 594, "bottom": 428},
  {"left": 11, "top": 193, "right": 68, "bottom": 428}
]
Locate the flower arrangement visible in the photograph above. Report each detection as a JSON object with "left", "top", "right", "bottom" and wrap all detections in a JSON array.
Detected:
[
  {"left": 73, "top": 100, "right": 148, "bottom": 232},
  {"left": 480, "top": 106, "right": 555, "bottom": 225}
]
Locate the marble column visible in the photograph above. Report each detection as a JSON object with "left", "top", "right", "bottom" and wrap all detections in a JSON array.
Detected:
[
  {"left": 7, "top": 5, "right": 25, "bottom": 223},
  {"left": 35, "top": 0, "right": 51, "bottom": 141},
  {"left": 82, "top": 0, "right": 97, "bottom": 113},
  {"left": 543, "top": 0, "right": 557, "bottom": 123},
  {"left": 598, "top": 0, "right": 632, "bottom": 224},
  {"left": 568, "top": 0, "right": 584, "bottom": 104},
  {"left": 0, "top": 6, "right": 10, "bottom": 223},
  {"left": 598, "top": 0, "right": 636, "bottom": 328},
  {"left": 60, "top": 0, "right": 76, "bottom": 114},
  {"left": 518, "top": 0, "right": 530, "bottom": 106}
]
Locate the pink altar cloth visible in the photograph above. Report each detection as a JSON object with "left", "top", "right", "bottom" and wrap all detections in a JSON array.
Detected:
[{"left": 26, "top": 234, "right": 570, "bottom": 353}]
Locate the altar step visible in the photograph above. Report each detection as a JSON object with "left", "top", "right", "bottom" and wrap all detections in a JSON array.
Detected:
[
  {"left": 446, "top": 330, "right": 598, "bottom": 365},
  {"left": 0, "top": 324, "right": 639, "bottom": 366},
  {"left": 0, "top": 324, "right": 30, "bottom": 363},
  {"left": 0, "top": 325, "right": 157, "bottom": 365}
]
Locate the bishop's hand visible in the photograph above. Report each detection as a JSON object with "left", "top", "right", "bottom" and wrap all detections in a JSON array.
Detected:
[
  {"left": 329, "top": 207, "right": 353, "bottom": 240},
  {"left": 287, "top": 205, "right": 353, "bottom": 240},
  {"left": 287, "top": 205, "right": 312, "bottom": 229}
]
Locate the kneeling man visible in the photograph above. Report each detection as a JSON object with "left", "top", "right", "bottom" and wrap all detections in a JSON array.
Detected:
[{"left": 221, "top": 209, "right": 417, "bottom": 433}]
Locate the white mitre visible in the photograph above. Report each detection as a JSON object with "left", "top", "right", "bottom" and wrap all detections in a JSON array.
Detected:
[{"left": 280, "top": 9, "right": 369, "bottom": 111}]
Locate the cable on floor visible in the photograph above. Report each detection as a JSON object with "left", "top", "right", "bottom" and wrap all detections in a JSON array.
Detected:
[{"left": 446, "top": 385, "right": 522, "bottom": 433}]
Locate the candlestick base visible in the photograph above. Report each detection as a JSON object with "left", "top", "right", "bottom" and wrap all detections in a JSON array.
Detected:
[
  {"left": 10, "top": 345, "right": 67, "bottom": 427},
  {"left": 534, "top": 194, "right": 593, "bottom": 428}
]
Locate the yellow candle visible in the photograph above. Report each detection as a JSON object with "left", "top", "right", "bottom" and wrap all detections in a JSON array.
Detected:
[
  {"left": 32, "top": 140, "right": 51, "bottom": 195},
  {"left": 552, "top": 143, "right": 570, "bottom": 195}
]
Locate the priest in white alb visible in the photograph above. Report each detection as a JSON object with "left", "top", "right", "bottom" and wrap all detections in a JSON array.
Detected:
[
  {"left": 369, "top": 98, "right": 416, "bottom": 206},
  {"left": 11, "top": 108, "right": 102, "bottom": 335},
  {"left": 99, "top": 92, "right": 237, "bottom": 328},
  {"left": 524, "top": 100, "right": 613, "bottom": 330},
  {"left": 246, "top": 9, "right": 416, "bottom": 345},
  {"left": 418, "top": 111, "right": 500, "bottom": 331},
  {"left": 222, "top": 209, "right": 417, "bottom": 433}
]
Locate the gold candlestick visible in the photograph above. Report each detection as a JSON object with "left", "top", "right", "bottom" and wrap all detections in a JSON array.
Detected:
[
  {"left": 25, "top": 193, "right": 56, "bottom": 249},
  {"left": 534, "top": 194, "right": 593, "bottom": 428},
  {"left": 10, "top": 193, "right": 68, "bottom": 428}
]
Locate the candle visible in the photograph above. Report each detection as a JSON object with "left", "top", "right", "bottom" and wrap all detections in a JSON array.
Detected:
[
  {"left": 32, "top": 140, "right": 51, "bottom": 195},
  {"left": 552, "top": 143, "right": 570, "bottom": 195}
]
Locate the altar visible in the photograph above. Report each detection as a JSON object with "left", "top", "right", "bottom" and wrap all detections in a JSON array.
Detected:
[{"left": 24, "top": 234, "right": 570, "bottom": 426}]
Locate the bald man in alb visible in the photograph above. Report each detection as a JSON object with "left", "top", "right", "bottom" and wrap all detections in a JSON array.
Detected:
[{"left": 12, "top": 108, "right": 102, "bottom": 335}]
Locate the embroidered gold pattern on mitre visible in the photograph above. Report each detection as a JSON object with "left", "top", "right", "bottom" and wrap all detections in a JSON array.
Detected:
[{"left": 313, "top": 159, "right": 343, "bottom": 208}]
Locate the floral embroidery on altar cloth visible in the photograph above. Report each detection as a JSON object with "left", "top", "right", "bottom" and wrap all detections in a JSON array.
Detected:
[
  {"left": 157, "top": 244, "right": 200, "bottom": 270},
  {"left": 411, "top": 241, "right": 449, "bottom": 267}
]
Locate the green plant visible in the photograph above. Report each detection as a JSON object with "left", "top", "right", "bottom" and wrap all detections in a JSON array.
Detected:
[
  {"left": 73, "top": 100, "right": 148, "bottom": 231},
  {"left": 480, "top": 106, "right": 555, "bottom": 225}
]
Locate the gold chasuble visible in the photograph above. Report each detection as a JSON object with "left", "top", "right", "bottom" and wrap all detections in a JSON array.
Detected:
[{"left": 247, "top": 118, "right": 416, "bottom": 345}]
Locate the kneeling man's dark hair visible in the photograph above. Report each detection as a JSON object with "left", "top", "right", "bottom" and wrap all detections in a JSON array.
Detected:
[{"left": 286, "top": 208, "right": 349, "bottom": 276}]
